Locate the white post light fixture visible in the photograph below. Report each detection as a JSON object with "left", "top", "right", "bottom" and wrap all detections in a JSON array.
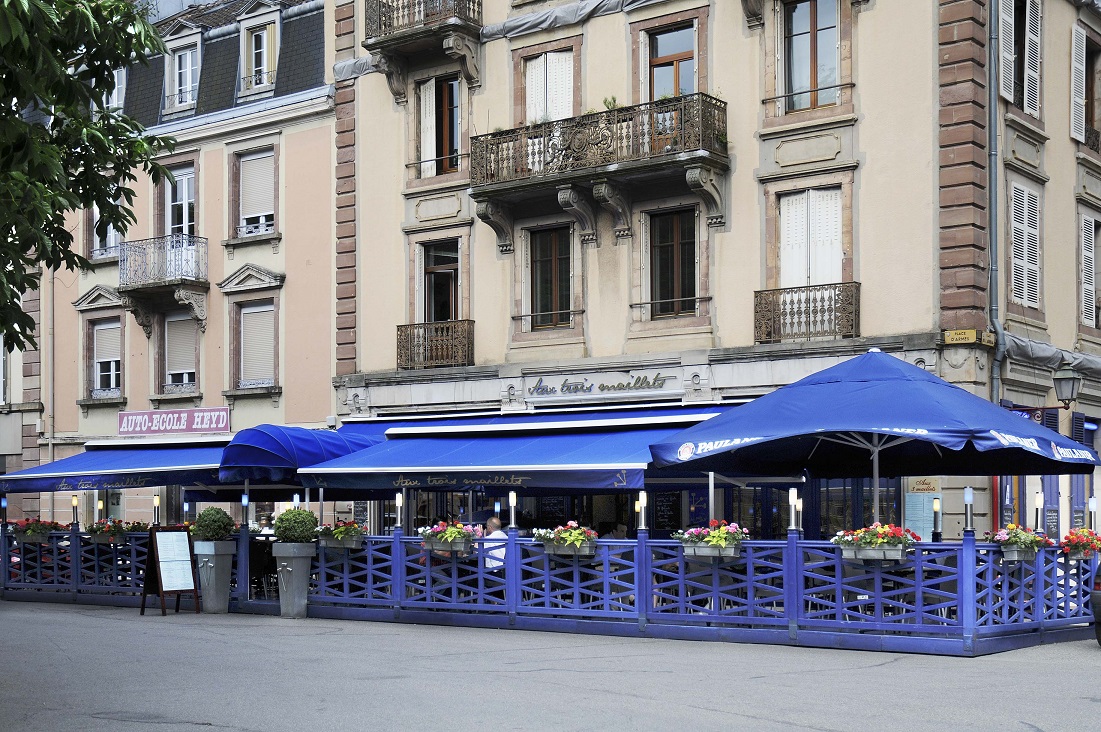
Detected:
[
  {"left": 293, "top": 493, "right": 301, "bottom": 509},
  {"left": 932, "top": 497, "right": 942, "bottom": 542},
  {"left": 72, "top": 494, "right": 79, "bottom": 525},
  {"left": 508, "top": 491, "right": 517, "bottom": 529},
  {"left": 795, "top": 497, "right": 803, "bottom": 531},
  {"left": 638, "top": 491, "right": 648, "bottom": 530},
  {"left": 1089, "top": 496, "right": 1097, "bottom": 531},
  {"left": 1034, "top": 490, "right": 1043, "bottom": 533},
  {"left": 788, "top": 487, "right": 798, "bottom": 530},
  {"left": 394, "top": 492, "right": 403, "bottom": 528},
  {"left": 963, "top": 486, "right": 974, "bottom": 532}
]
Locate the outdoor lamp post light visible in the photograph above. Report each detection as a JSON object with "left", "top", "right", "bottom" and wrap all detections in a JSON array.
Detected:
[
  {"left": 788, "top": 487, "right": 798, "bottom": 530},
  {"left": 72, "top": 494, "right": 79, "bottom": 525},
  {"left": 1089, "top": 496, "right": 1097, "bottom": 531},
  {"left": 963, "top": 486, "right": 974, "bottom": 532},
  {"left": 2, "top": 495, "right": 7, "bottom": 524},
  {"left": 508, "top": 490, "right": 517, "bottom": 529},
  {"left": 153, "top": 494, "right": 160, "bottom": 525},
  {"left": 1034, "top": 490, "right": 1043, "bottom": 533},
  {"left": 1052, "top": 366, "right": 1083, "bottom": 408},
  {"left": 293, "top": 494, "right": 300, "bottom": 509},
  {"left": 394, "top": 492, "right": 403, "bottom": 527},
  {"left": 795, "top": 498, "right": 803, "bottom": 531},
  {"left": 638, "top": 491, "right": 648, "bottom": 531},
  {"left": 932, "top": 497, "right": 942, "bottom": 543},
  {"left": 241, "top": 493, "right": 249, "bottom": 525}
]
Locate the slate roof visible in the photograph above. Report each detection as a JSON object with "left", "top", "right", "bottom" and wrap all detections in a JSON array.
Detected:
[
  {"left": 156, "top": 0, "right": 312, "bottom": 32},
  {"left": 274, "top": 10, "right": 324, "bottom": 98}
]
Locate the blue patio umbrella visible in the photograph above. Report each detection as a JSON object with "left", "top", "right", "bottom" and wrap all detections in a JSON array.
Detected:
[
  {"left": 218, "top": 425, "right": 382, "bottom": 484},
  {"left": 650, "top": 349, "right": 1099, "bottom": 522}
]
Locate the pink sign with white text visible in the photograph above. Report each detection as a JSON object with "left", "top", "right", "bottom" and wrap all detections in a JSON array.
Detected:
[{"left": 118, "top": 407, "right": 230, "bottom": 436}]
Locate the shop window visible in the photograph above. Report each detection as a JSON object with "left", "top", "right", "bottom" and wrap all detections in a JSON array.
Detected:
[
  {"left": 418, "top": 75, "right": 460, "bottom": 177},
  {"left": 237, "top": 150, "right": 275, "bottom": 236},
  {"left": 238, "top": 301, "right": 276, "bottom": 388},
  {"left": 424, "top": 240, "right": 459, "bottom": 322},
  {"left": 1009, "top": 182, "right": 1042, "bottom": 310},
  {"left": 649, "top": 209, "right": 697, "bottom": 318},
  {"left": 164, "top": 313, "right": 197, "bottom": 392},
  {"left": 1000, "top": 0, "right": 1041, "bottom": 116},
  {"left": 530, "top": 226, "right": 572, "bottom": 329},
  {"left": 92, "top": 319, "right": 122, "bottom": 399}
]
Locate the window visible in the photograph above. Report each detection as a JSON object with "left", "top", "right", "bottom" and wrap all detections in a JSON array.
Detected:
[
  {"left": 649, "top": 209, "right": 697, "bottom": 317},
  {"left": 105, "top": 68, "right": 126, "bottom": 111},
  {"left": 418, "top": 76, "right": 460, "bottom": 176},
  {"left": 530, "top": 227, "right": 571, "bottom": 328},
  {"left": 239, "top": 302, "right": 275, "bottom": 388},
  {"left": 243, "top": 24, "right": 276, "bottom": 91},
  {"left": 1071, "top": 25, "right": 1101, "bottom": 148},
  {"left": 167, "top": 167, "right": 195, "bottom": 236},
  {"left": 90, "top": 203, "right": 121, "bottom": 258},
  {"left": 782, "top": 0, "right": 838, "bottom": 112},
  {"left": 1000, "top": 0, "right": 1041, "bottom": 116},
  {"left": 92, "top": 319, "right": 122, "bottom": 398},
  {"left": 525, "top": 52, "right": 573, "bottom": 122},
  {"left": 164, "top": 313, "right": 197, "bottom": 390},
  {"left": 424, "top": 241, "right": 459, "bottom": 322},
  {"left": 1009, "top": 182, "right": 1041, "bottom": 309},
  {"left": 171, "top": 46, "right": 199, "bottom": 108},
  {"left": 1081, "top": 214, "right": 1099, "bottom": 328},
  {"left": 238, "top": 150, "right": 275, "bottom": 236},
  {"left": 649, "top": 26, "right": 695, "bottom": 101},
  {"left": 778, "top": 188, "right": 842, "bottom": 288}
]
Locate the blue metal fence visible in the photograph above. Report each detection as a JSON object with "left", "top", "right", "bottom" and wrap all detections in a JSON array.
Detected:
[{"left": 2, "top": 526, "right": 1094, "bottom": 655}]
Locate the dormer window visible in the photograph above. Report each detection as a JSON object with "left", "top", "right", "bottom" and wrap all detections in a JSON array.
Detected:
[
  {"left": 163, "top": 24, "right": 202, "bottom": 115},
  {"left": 238, "top": 4, "right": 280, "bottom": 98},
  {"left": 171, "top": 46, "right": 199, "bottom": 107}
]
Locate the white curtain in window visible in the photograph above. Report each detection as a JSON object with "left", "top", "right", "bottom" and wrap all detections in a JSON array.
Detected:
[
  {"left": 1010, "top": 183, "right": 1041, "bottom": 308},
  {"left": 779, "top": 188, "right": 842, "bottom": 288},
  {"left": 1082, "top": 214, "right": 1096, "bottom": 327},
  {"left": 165, "top": 316, "right": 196, "bottom": 379},
  {"left": 525, "top": 51, "right": 572, "bottom": 122},
  {"left": 1072, "top": 25, "right": 1087, "bottom": 143},
  {"left": 240, "top": 303, "right": 275, "bottom": 385},
  {"left": 779, "top": 191, "right": 809, "bottom": 290},
  {"left": 240, "top": 151, "right": 275, "bottom": 224},
  {"left": 419, "top": 79, "right": 436, "bottom": 177}
]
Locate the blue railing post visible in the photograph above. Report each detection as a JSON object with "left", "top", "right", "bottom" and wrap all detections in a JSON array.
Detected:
[
  {"left": 391, "top": 528, "right": 405, "bottom": 619},
  {"left": 783, "top": 529, "right": 801, "bottom": 642},
  {"left": 0, "top": 521, "right": 8, "bottom": 594},
  {"left": 960, "top": 530, "right": 977, "bottom": 654},
  {"left": 635, "top": 530, "right": 650, "bottom": 632},
  {"left": 70, "top": 523, "right": 81, "bottom": 599},
  {"left": 236, "top": 525, "right": 249, "bottom": 604},
  {"left": 505, "top": 528, "right": 519, "bottom": 623}
]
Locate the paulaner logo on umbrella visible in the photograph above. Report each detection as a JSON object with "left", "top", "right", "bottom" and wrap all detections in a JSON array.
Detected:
[
  {"left": 1049, "top": 440, "right": 1096, "bottom": 461},
  {"left": 677, "top": 443, "right": 695, "bottom": 461},
  {"left": 679, "top": 437, "right": 763, "bottom": 460},
  {"left": 989, "top": 429, "right": 1039, "bottom": 451}
]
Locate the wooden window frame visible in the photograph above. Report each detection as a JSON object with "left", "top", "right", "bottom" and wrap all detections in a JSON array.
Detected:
[
  {"left": 407, "top": 226, "right": 470, "bottom": 324},
  {"left": 648, "top": 208, "right": 698, "bottom": 319},
  {"left": 529, "top": 225, "right": 572, "bottom": 329},
  {"left": 648, "top": 25, "right": 695, "bottom": 102},
  {"left": 630, "top": 9, "right": 708, "bottom": 106}
]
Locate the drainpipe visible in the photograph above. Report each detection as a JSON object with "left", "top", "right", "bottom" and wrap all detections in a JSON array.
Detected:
[
  {"left": 48, "top": 268, "right": 56, "bottom": 521},
  {"left": 988, "top": 0, "right": 1006, "bottom": 405}
]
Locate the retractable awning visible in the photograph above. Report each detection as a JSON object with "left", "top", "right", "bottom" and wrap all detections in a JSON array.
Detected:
[
  {"left": 299, "top": 406, "right": 738, "bottom": 495},
  {"left": 0, "top": 443, "right": 224, "bottom": 493}
]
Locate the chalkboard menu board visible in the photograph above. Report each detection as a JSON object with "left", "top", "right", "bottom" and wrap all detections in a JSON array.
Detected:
[
  {"left": 1044, "top": 508, "right": 1060, "bottom": 538},
  {"left": 353, "top": 501, "right": 371, "bottom": 525},
  {"left": 1071, "top": 509, "right": 1086, "bottom": 529},
  {"left": 654, "top": 492, "right": 681, "bottom": 531},
  {"left": 537, "top": 497, "right": 568, "bottom": 526}
]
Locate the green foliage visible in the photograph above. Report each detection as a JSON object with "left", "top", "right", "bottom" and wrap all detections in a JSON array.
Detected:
[
  {"left": 0, "top": 0, "right": 174, "bottom": 350},
  {"left": 273, "top": 509, "right": 318, "bottom": 543},
  {"left": 191, "top": 507, "right": 236, "bottom": 541},
  {"left": 602, "top": 96, "right": 618, "bottom": 110},
  {"left": 532, "top": 521, "right": 598, "bottom": 547}
]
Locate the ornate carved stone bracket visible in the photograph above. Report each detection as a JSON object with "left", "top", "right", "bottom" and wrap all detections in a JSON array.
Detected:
[
  {"left": 741, "top": 0, "right": 765, "bottom": 30},
  {"left": 475, "top": 200, "right": 515, "bottom": 254},
  {"left": 686, "top": 165, "right": 726, "bottom": 229},
  {"left": 443, "top": 33, "right": 481, "bottom": 89},
  {"left": 557, "top": 185, "right": 598, "bottom": 247},
  {"left": 120, "top": 294, "right": 155, "bottom": 339},
  {"left": 372, "top": 51, "right": 408, "bottom": 104},
  {"left": 593, "top": 181, "right": 633, "bottom": 244},
  {"left": 174, "top": 288, "right": 208, "bottom": 332}
]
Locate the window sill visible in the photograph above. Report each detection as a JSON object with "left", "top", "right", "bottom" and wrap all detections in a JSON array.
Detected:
[
  {"left": 238, "top": 86, "right": 275, "bottom": 103},
  {"left": 762, "top": 103, "right": 855, "bottom": 132},
  {"left": 222, "top": 231, "right": 281, "bottom": 259},
  {"left": 86, "top": 254, "right": 120, "bottom": 268},
  {"left": 1005, "top": 107, "right": 1046, "bottom": 138},
  {"left": 77, "top": 395, "right": 127, "bottom": 416},
  {"left": 405, "top": 171, "right": 470, "bottom": 193},
  {"left": 163, "top": 103, "right": 197, "bottom": 120},
  {"left": 758, "top": 112, "right": 858, "bottom": 140},
  {"left": 149, "top": 391, "right": 203, "bottom": 408},
  {"left": 222, "top": 385, "right": 282, "bottom": 407}
]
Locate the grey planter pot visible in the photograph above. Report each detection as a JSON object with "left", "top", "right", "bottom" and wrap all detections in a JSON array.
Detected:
[
  {"left": 424, "top": 537, "right": 472, "bottom": 553},
  {"left": 272, "top": 542, "right": 316, "bottom": 618},
  {"left": 194, "top": 540, "right": 237, "bottom": 614},
  {"left": 682, "top": 543, "right": 741, "bottom": 561},
  {"left": 13, "top": 531, "right": 49, "bottom": 545},
  {"left": 854, "top": 546, "right": 906, "bottom": 561},
  {"left": 1000, "top": 546, "right": 1037, "bottom": 563},
  {"left": 1066, "top": 550, "right": 1090, "bottom": 562},
  {"left": 542, "top": 542, "right": 596, "bottom": 559},
  {"left": 89, "top": 534, "right": 122, "bottom": 545},
  {"left": 319, "top": 535, "right": 362, "bottom": 551},
  {"left": 840, "top": 546, "right": 857, "bottom": 559}
]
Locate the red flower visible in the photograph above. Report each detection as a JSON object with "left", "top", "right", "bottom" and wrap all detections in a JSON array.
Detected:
[{"left": 709, "top": 519, "right": 720, "bottom": 528}]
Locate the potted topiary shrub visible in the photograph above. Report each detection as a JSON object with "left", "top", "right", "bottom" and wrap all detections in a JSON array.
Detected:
[
  {"left": 272, "top": 508, "right": 318, "bottom": 618},
  {"left": 191, "top": 507, "right": 237, "bottom": 613}
]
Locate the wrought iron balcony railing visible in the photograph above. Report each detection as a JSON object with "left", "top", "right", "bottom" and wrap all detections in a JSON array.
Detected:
[
  {"left": 236, "top": 220, "right": 276, "bottom": 238},
  {"left": 119, "top": 234, "right": 208, "bottom": 288},
  {"left": 470, "top": 93, "right": 727, "bottom": 187},
  {"left": 1087, "top": 124, "right": 1100, "bottom": 154},
  {"left": 754, "top": 282, "right": 860, "bottom": 344},
  {"left": 165, "top": 87, "right": 198, "bottom": 110},
  {"left": 397, "top": 320, "right": 474, "bottom": 370},
  {"left": 365, "top": 0, "right": 481, "bottom": 38},
  {"left": 241, "top": 70, "right": 276, "bottom": 92}
]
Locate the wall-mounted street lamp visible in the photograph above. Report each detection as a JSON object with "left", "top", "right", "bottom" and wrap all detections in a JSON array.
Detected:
[{"left": 1008, "top": 366, "right": 1083, "bottom": 417}]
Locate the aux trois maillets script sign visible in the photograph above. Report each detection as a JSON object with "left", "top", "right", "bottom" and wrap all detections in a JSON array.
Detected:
[{"left": 118, "top": 407, "right": 230, "bottom": 436}]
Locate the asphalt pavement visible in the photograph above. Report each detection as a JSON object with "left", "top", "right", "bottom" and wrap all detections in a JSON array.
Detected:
[{"left": 1, "top": 599, "right": 1099, "bottom": 731}]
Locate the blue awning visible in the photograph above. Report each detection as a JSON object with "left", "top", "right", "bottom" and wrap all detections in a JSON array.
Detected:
[
  {"left": 0, "top": 444, "right": 224, "bottom": 493},
  {"left": 218, "top": 425, "right": 383, "bottom": 483},
  {"left": 300, "top": 406, "right": 738, "bottom": 494}
]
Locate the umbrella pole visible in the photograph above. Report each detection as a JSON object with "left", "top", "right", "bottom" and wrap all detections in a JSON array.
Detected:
[
  {"left": 319, "top": 487, "right": 325, "bottom": 527},
  {"left": 872, "top": 438, "right": 881, "bottom": 524}
]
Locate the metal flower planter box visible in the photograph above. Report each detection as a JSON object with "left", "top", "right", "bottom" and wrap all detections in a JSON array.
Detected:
[
  {"left": 842, "top": 545, "right": 907, "bottom": 562},
  {"left": 13, "top": 532, "right": 49, "bottom": 545},
  {"left": 682, "top": 543, "right": 741, "bottom": 561},
  {"left": 424, "top": 537, "right": 472, "bottom": 553},
  {"left": 89, "top": 534, "right": 121, "bottom": 545},
  {"left": 542, "top": 542, "right": 596, "bottom": 559},
  {"left": 1066, "top": 550, "right": 1091, "bottom": 562},
  {"left": 319, "top": 536, "right": 362, "bottom": 551},
  {"left": 1000, "top": 546, "right": 1037, "bottom": 562}
]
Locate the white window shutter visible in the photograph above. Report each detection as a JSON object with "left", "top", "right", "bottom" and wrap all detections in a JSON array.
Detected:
[
  {"left": 546, "top": 51, "right": 574, "bottom": 121},
  {"left": 165, "top": 316, "right": 196, "bottom": 376},
  {"left": 419, "top": 80, "right": 436, "bottom": 177},
  {"left": 999, "top": 0, "right": 1015, "bottom": 102},
  {"left": 1024, "top": 0, "right": 1042, "bottom": 116},
  {"left": 95, "top": 322, "right": 121, "bottom": 365},
  {"left": 808, "top": 188, "right": 843, "bottom": 286},
  {"left": 1082, "top": 215, "right": 1096, "bottom": 327},
  {"left": 779, "top": 191, "right": 809, "bottom": 289},
  {"left": 1010, "top": 184, "right": 1028, "bottom": 303},
  {"left": 240, "top": 304, "right": 275, "bottom": 384},
  {"left": 1072, "top": 25, "right": 1087, "bottom": 143},
  {"left": 1023, "top": 187, "right": 1041, "bottom": 308},
  {"left": 239, "top": 152, "right": 275, "bottom": 223},
  {"left": 525, "top": 54, "right": 547, "bottom": 123}
]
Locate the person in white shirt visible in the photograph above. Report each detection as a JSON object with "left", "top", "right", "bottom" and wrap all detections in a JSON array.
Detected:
[{"left": 483, "top": 516, "right": 507, "bottom": 570}]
